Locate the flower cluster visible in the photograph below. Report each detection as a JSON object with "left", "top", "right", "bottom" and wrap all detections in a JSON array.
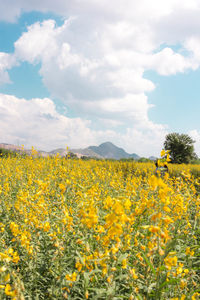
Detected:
[{"left": 0, "top": 152, "right": 199, "bottom": 298}]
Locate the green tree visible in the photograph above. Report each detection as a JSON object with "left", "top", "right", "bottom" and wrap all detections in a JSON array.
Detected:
[
  {"left": 138, "top": 157, "right": 151, "bottom": 163},
  {"left": 164, "top": 133, "right": 197, "bottom": 164},
  {"left": 0, "top": 148, "right": 17, "bottom": 157}
]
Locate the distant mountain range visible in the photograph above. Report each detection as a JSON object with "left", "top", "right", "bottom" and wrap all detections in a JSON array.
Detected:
[
  {"left": 0, "top": 142, "right": 157, "bottom": 160},
  {"left": 88, "top": 142, "right": 140, "bottom": 160},
  {"left": 49, "top": 142, "right": 140, "bottom": 160}
]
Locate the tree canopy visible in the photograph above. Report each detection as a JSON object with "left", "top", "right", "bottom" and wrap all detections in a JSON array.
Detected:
[{"left": 164, "top": 133, "right": 197, "bottom": 164}]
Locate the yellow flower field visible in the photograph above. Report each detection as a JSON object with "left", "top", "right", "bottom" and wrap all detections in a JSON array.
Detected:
[{"left": 0, "top": 154, "right": 199, "bottom": 299}]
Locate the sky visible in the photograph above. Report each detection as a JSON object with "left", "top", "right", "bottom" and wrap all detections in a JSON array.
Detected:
[{"left": 1, "top": 0, "right": 200, "bottom": 157}]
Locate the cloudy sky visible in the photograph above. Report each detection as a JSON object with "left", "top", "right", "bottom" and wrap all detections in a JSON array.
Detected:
[{"left": 1, "top": 0, "right": 200, "bottom": 156}]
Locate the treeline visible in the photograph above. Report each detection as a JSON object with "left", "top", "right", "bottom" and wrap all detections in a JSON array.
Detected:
[
  {"left": 0, "top": 148, "right": 17, "bottom": 157},
  {"left": 0, "top": 148, "right": 28, "bottom": 158}
]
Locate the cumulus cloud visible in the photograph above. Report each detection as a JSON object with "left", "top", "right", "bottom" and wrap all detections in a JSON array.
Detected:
[
  {"left": 0, "top": 93, "right": 97, "bottom": 150},
  {"left": 12, "top": 11, "right": 200, "bottom": 124},
  {"left": 188, "top": 129, "right": 200, "bottom": 156},
  {"left": 0, "top": 53, "right": 17, "bottom": 85},
  {"left": 75, "top": 94, "right": 153, "bottom": 125},
  {"left": 121, "top": 123, "right": 168, "bottom": 156},
  {"left": 150, "top": 48, "right": 194, "bottom": 75},
  {"left": 12, "top": 4, "right": 200, "bottom": 102},
  {"left": 0, "top": 93, "right": 168, "bottom": 156}
]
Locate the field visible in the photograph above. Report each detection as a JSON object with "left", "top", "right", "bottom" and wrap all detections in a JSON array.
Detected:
[{"left": 0, "top": 154, "right": 199, "bottom": 299}]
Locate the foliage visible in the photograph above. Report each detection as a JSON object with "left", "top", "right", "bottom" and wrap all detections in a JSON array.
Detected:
[
  {"left": 138, "top": 157, "right": 152, "bottom": 163},
  {"left": 0, "top": 148, "right": 17, "bottom": 157},
  {"left": 190, "top": 158, "right": 200, "bottom": 165},
  {"left": 66, "top": 152, "right": 78, "bottom": 159},
  {"left": 0, "top": 153, "right": 199, "bottom": 299},
  {"left": 164, "top": 133, "right": 197, "bottom": 164},
  {"left": 119, "top": 158, "right": 135, "bottom": 162}
]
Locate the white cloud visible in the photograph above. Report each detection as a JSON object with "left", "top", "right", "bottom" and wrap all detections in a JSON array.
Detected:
[
  {"left": 0, "top": 93, "right": 167, "bottom": 156},
  {"left": 0, "top": 93, "right": 97, "bottom": 150},
  {"left": 76, "top": 94, "right": 152, "bottom": 124},
  {"left": 121, "top": 124, "right": 168, "bottom": 156},
  {"left": 15, "top": 20, "right": 59, "bottom": 64},
  {"left": 188, "top": 129, "right": 200, "bottom": 157},
  {"left": 184, "top": 37, "right": 200, "bottom": 67},
  {"left": 13, "top": 19, "right": 156, "bottom": 116},
  {"left": 13, "top": 4, "right": 200, "bottom": 106},
  {"left": 0, "top": 53, "right": 17, "bottom": 85},
  {"left": 12, "top": 14, "right": 199, "bottom": 132},
  {"left": 151, "top": 48, "right": 194, "bottom": 75}
]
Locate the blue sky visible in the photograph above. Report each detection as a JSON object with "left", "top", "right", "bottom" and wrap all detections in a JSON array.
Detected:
[
  {"left": 0, "top": 0, "right": 200, "bottom": 156},
  {"left": 146, "top": 69, "right": 200, "bottom": 131}
]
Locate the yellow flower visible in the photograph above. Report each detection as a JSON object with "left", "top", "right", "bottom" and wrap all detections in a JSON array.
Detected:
[
  {"left": 185, "top": 247, "right": 190, "bottom": 255},
  {"left": 185, "top": 247, "right": 194, "bottom": 256},
  {"left": 130, "top": 268, "right": 138, "bottom": 279},
  {"left": 4, "top": 273, "right": 10, "bottom": 282},
  {"left": 159, "top": 248, "right": 165, "bottom": 256},
  {"left": 5, "top": 284, "right": 16, "bottom": 297},
  {"left": 180, "top": 280, "right": 187, "bottom": 289},
  {"left": 102, "top": 264, "right": 108, "bottom": 276},
  {"left": 140, "top": 244, "right": 146, "bottom": 251},
  {"left": 59, "top": 183, "right": 66, "bottom": 194},
  {"left": 0, "top": 252, "right": 11, "bottom": 263},
  {"left": 160, "top": 149, "right": 166, "bottom": 157},
  {"left": 176, "top": 266, "right": 183, "bottom": 275},
  {"left": 149, "top": 225, "right": 160, "bottom": 233},
  {"left": 192, "top": 292, "right": 200, "bottom": 300},
  {"left": 149, "top": 175, "right": 158, "bottom": 190},
  {"left": 0, "top": 266, "right": 7, "bottom": 272},
  {"left": 107, "top": 275, "right": 113, "bottom": 283},
  {"left": 166, "top": 153, "right": 171, "bottom": 162},
  {"left": 122, "top": 258, "right": 127, "bottom": 269},
  {"left": 43, "top": 222, "right": 51, "bottom": 232},
  {"left": 75, "top": 261, "right": 83, "bottom": 272},
  {"left": 65, "top": 272, "right": 77, "bottom": 282},
  {"left": 124, "top": 198, "right": 132, "bottom": 210},
  {"left": 71, "top": 272, "right": 77, "bottom": 281},
  {"left": 164, "top": 256, "right": 177, "bottom": 270}
]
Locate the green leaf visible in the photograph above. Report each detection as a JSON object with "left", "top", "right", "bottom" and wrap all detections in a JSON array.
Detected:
[
  {"left": 141, "top": 253, "right": 156, "bottom": 275},
  {"left": 158, "top": 278, "right": 180, "bottom": 291},
  {"left": 117, "top": 253, "right": 128, "bottom": 263},
  {"left": 76, "top": 250, "right": 85, "bottom": 265},
  {"left": 84, "top": 272, "right": 90, "bottom": 288},
  {"left": 136, "top": 294, "right": 144, "bottom": 300}
]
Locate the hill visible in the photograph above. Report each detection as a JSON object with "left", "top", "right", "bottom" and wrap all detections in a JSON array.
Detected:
[
  {"left": 87, "top": 142, "right": 139, "bottom": 160},
  {"left": 0, "top": 142, "right": 141, "bottom": 160}
]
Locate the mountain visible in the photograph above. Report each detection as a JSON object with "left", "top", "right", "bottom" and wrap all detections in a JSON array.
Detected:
[
  {"left": 49, "top": 148, "right": 68, "bottom": 156},
  {"left": 70, "top": 148, "right": 103, "bottom": 159},
  {"left": 0, "top": 142, "right": 140, "bottom": 160},
  {"left": 49, "top": 147, "right": 103, "bottom": 158},
  {"left": 0, "top": 143, "right": 49, "bottom": 157},
  {"left": 149, "top": 156, "right": 157, "bottom": 161},
  {"left": 0, "top": 143, "right": 23, "bottom": 151},
  {"left": 36, "top": 142, "right": 140, "bottom": 160},
  {"left": 87, "top": 142, "right": 140, "bottom": 160}
]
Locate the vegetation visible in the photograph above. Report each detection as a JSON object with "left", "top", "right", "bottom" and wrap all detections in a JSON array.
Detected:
[
  {"left": 0, "top": 151, "right": 199, "bottom": 299},
  {"left": 66, "top": 152, "right": 78, "bottom": 159},
  {"left": 164, "top": 133, "right": 197, "bottom": 164},
  {"left": 0, "top": 148, "right": 17, "bottom": 157},
  {"left": 137, "top": 157, "right": 152, "bottom": 163}
]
